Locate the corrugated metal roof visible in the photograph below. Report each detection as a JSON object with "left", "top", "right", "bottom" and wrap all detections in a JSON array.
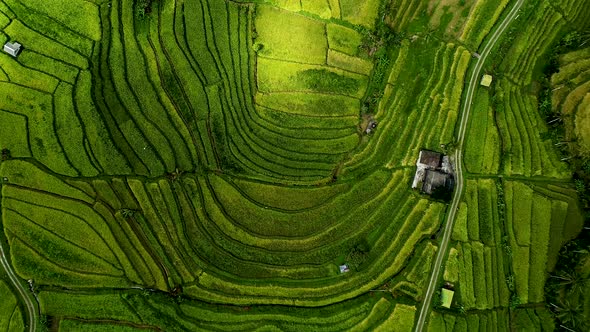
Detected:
[{"left": 418, "top": 150, "right": 442, "bottom": 168}]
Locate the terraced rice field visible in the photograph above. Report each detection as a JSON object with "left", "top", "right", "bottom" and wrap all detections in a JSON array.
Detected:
[
  {"left": 427, "top": 307, "right": 555, "bottom": 332},
  {"left": 447, "top": 180, "right": 582, "bottom": 309},
  {"left": 428, "top": 0, "right": 590, "bottom": 329},
  {"left": 0, "top": 279, "right": 24, "bottom": 331},
  {"left": 552, "top": 46, "right": 590, "bottom": 155},
  {"left": 0, "top": 0, "right": 588, "bottom": 331}
]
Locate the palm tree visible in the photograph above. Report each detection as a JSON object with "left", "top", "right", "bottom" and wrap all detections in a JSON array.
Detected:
[
  {"left": 551, "top": 299, "right": 587, "bottom": 330},
  {"left": 551, "top": 269, "right": 588, "bottom": 297},
  {"left": 579, "top": 30, "right": 590, "bottom": 47}
]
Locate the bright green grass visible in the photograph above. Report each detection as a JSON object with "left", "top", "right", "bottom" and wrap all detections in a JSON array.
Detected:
[
  {"left": 233, "top": 177, "right": 350, "bottom": 210},
  {"left": 452, "top": 202, "right": 469, "bottom": 242},
  {"left": 255, "top": 5, "right": 327, "bottom": 64},
  {"left": 528, "top": 193, "right": 552, "bottom": 303},
  {"left": 0, "top": 0, "right": 581, "bottom": 329},
  {"left": 2, "top": 0, "right": 93, "bottom": 56},
  {"left": 74, "top": 71, "right": 131, "bottom": 175},
  {"left": 0, "top": 110, "right": 30, "bottom": 158},
  {"left": 10, "top": 237, "right": 129, "bottom": 288},
  {"left": 327, "top": 49, "right": 373, "bottom": 75},
  {"left": 17, "top": 51, "right": 79, "bottom": 84},
  {"left": 458, "top": 242, "right": 476, "bottom": 308},
  {"left": 327, "top": 23, "right": 363, "bottom": 56},
  {"left": 206, "top": 169, "right": 391, "bottom": 238},
  {"left": 3, "top": 206, "right": 124, "bottom": 276},
  {"left": 350, "top": 298, "right": 392, "bottom": 331},
  {"left": 301, "top": 0, "right": 332, "bottom": 18},
  {"left": 256, "top": 91, "right": 360, "bottom": 117},
  {"left": 460, "top": 0, "right": 509, "bottom": 48},
  {"left": 1, "top": 184, "right": 144, "bottom": 287},
  {"left": 426, "top": 311, "right": 447, "bottom": 332},
  {"left": 0, "top": 10, "right": 9, "bottom": 29},
  {"left": 54, "top": 82, "right": 100, "bottom": 176},
  {"left": 513, "top": 308, "right": 555, "bottom": 331},
  {"left": 375, "top": 304, "right": 416, "bottom": 331},
  {"left": 444, "top": 247, "right": 459, "bottom": 283},
  {"left": 471, "top": 241, "right": 488, "bottom": 309},
  {"left": 17, "top": 0, "right": 101, "bottom": 40},
  {"left": 3, "top": 191, "right": 121, "bottom": 268},
  {"left": 0, "top": 160, "right": 91, "bottom": 203},
  {"left": 0, "top": 280, "right": 22, "bottom": 332},
  {"left": 59, "top": 320, "right": 145, "bottom": 332},
  {"left": 274, "top": 0, "right": 301, "bottom": 11},
  {"left": 511, "top": 181, "right": 533, "bottom": 246},
  {"left": 257, "top": 57, "right": 368, "bottom": 98},
  {"left": 339, "top": 0, "right": 381, "bottom": 27},
  {"left": 0, "top": 52, "right": 58, "bottom": 92},
  {"left": 464, "top": 181, "right": 479, "bottom": 241},
  {"left": 3, "top": 20, "right": 88, "bottom": 68},
  {"left": 464, "top": 88, "right": 500, "bottom": 174},
  {"left": 0, "top": 83, "right": 78, "bottom": 176},
  {"left": 405, "top": 241, "right": 437, "bottom": 292},
  {"left": 41, "top": 290, "right": 392, "bottom": 331},
  {"left": 575, "top": 95, "right": 590, "bottom": 151},
  {"left": 39, "top": 292, "right": 140, "bottom": 323},
  {"left": 503, "top": 180, "right": 581, "bottom": 305}
]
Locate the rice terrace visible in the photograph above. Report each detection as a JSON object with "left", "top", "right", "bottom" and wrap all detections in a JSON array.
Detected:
[{"left": 1, "top": 0, "right": 590, "bottom": 331}]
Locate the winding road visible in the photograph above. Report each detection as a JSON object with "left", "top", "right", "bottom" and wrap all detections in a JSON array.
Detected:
[
  {"left": 414, "top": 0, "right": 526, "bottom": 330},
  {"left": 0, "top": 228, "right": 37, "bottom": 331}
]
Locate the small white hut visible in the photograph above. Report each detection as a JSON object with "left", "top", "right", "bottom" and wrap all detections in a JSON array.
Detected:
[{"left": 3, "top": 42, "right": 22, "bottom": 57}]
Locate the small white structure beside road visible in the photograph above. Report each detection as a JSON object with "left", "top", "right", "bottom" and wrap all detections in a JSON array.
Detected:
[
  {"left": 3, "top": 41, "right": 22, "bottom": 57},
  {"left": 480, "top": 74, "right": 493, "bottom": 87}
]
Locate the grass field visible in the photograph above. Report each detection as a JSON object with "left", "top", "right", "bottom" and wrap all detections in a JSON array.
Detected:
[
  {"left": 0, "top": 0, "right": 587, "bottom": 330},
  {"left": 0, "top": 280, "right": 24, "bottom": 331}
]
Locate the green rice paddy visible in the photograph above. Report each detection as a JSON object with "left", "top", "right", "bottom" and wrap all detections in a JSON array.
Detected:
[{"left": 0, "top": 0, "right": 588, "bottom": 331}]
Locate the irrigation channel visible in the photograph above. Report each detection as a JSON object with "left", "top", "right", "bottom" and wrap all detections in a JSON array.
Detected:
[{"left": 414, "top": 0, "right": 527, "bottom": 330}]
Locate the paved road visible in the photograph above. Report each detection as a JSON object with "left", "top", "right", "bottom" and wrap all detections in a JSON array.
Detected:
[
  {"left": 0, "top": 230, "right": 37, "bottom": 331},
  {"left": 414, "top": 0, "right": 526, "bottom": 330}
]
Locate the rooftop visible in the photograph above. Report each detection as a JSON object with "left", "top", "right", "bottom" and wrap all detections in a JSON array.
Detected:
[
  {"left": 422, "top": 170, "right": 451, "bottom": 195},
  {"left": 441, "top": 288, "right": 454, "bottom": 308},
  {"left": 417, "top": 150, "right": 442, "bottom": 169},
  {"left": 3, "top": 42, "right": 22, "bottom": 57},
  {"left": 480, "top": 74, "right": 493, "bottom": 87}
]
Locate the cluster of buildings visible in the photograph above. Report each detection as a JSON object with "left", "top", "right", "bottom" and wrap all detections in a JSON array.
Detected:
[{"left": 412, "top": 150, "right": 454, "bottom": 195}]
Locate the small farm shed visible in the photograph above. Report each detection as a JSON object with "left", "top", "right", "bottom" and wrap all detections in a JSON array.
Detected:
[
  {"left": 480, "top": 74, "right": 493, "bottom": 87},
  {"left": 3, "top": 42, "right": 22, "bottom": 57},
  {"left": 441, "top": 288, "right": 454, "bottom": 309},
  {"left": 339, "top": 264, "right": 350, "bottom": 273}
]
